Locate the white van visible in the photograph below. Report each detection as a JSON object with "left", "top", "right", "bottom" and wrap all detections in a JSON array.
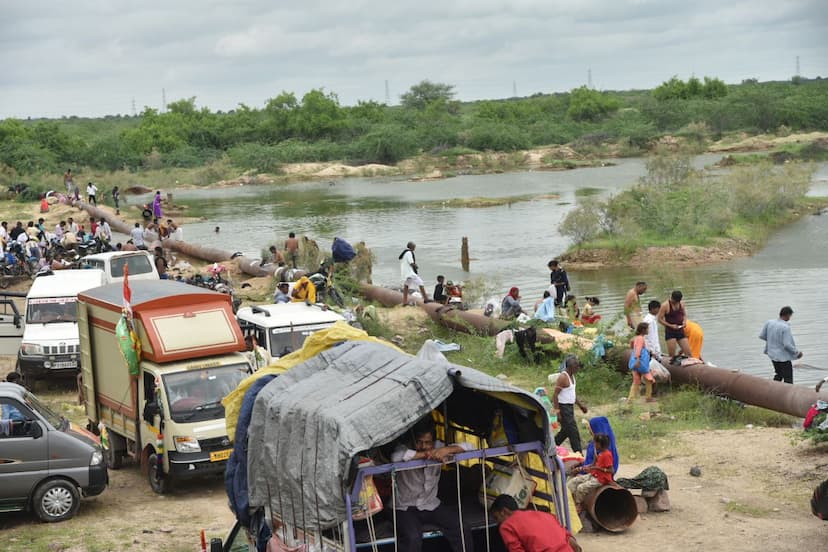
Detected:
[
  {"left": 81, "top": 251, "right": 159, "bottom": 284},
  {"left": 16, "top": 269, "right": 105, "bottom": 386},
  {"left": 236, "top": 302, "right": 345, "bottom": 359}
]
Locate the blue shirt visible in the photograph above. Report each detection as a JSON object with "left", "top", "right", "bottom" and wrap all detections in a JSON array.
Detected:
[{"left": 759, "top": 318, "right": 800, "bottom": 362}]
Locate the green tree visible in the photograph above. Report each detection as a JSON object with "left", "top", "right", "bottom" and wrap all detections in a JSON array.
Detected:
[
  {"left": 653, "top": 76, "right": 688, "bottom": 101},
  {"left": 702, "top": 77, "right": 728, "bottom": 99},
  {"left": 293, "top": 89, "right": 346, "bottom": 140},
  {"left": 400, "top": 80, "right": 455, "bottom": 110},
  {"left": 566, "top": 86, "right": 620, "bottom": 122}
]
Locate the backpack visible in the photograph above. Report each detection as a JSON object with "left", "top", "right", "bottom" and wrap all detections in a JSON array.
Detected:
[{"left": 331, "top": 237, "right": 356, "bottom": 262}]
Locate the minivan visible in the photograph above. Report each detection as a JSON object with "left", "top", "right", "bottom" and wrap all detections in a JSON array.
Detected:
[{"left": 0, "top": 382, "right": 107, "bottom": 522}]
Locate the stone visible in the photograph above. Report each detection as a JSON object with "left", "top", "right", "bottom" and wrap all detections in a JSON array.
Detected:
[
  {"left": 647, "top": 489, "right": 671, "bottom": 512},
  {"left": 690, "top": 466, "right": 702, "bottom": 477},
  {"left": 634, "top": 495, "right": 649, "bottom": 514}
]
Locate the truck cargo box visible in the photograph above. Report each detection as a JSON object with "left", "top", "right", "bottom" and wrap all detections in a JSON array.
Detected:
[{"left": 78, "top": 280, "right": 245, "bottom": 363}]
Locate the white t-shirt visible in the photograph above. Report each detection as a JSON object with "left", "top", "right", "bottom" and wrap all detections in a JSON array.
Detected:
[
  {"left": 643, "top": 312, "right": 662, "bottom": 357},
  {"left": 87, "top": 184, "right": 98, "bottom": 196},
  {"left": 400, "top": 249, "right": 417, "bottom": 280},
  {"left": 130, "top": 226, "right": 145, "bottom": 246}
]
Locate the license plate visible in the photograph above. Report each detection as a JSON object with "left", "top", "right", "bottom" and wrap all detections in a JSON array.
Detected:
[
  {"left": 210, "top": 449, "right": 232, "bottom": 462},
  {"left": 53, "top": 361, "right": 78, "bottom": 369}
]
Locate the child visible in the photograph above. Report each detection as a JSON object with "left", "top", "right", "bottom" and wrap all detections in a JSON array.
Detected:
[
  {"left": 628, "top": 322, "right": 655, "bottom": 402},
  {"left": 433, "top": 275, "right": 448, "bottom": 304},
  {"left": 565, "top": 294, "right": 580, "bottom": 320},
  {"left": 581, "top": 296, "right": 602, "bottom": 324},
  {"left": 567, "top": 433, "right": 614, "bottom": 506}
]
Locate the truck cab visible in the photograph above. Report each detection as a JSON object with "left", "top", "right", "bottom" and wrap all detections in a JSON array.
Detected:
[
  {"left": 236, "top": 302, "right": 345, "bottom": 359},
  {"left": 0, "top": 382, "right": 107, "bottom": 522},
  {"left": 81, "top": 251, "right": 159, "bottom": 284},
  {"left": 16, "top": 269, "right": 105, "bottom": 386}
]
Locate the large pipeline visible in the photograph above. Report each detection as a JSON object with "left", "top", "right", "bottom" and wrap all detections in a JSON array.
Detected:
[
  {"left": 360, "top": 284, "right": 511, "bottom": 337},
  {"left": 77, "top": 203, "right": 288, "bottom": 279},
  {"left": 663, "top": 358, "right": 828, "bottom": 418}
]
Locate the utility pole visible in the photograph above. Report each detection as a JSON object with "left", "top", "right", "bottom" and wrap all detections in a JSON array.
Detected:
[
  {"left": 796, "top": 56, "right": 800, "bottom": 77},
  {"left": 588, "top": 68, "right": 593, "bottom": 89},
  {"left": 512, "top": 81, "right": 517, "bottom": 97},
  {"left": 384, "top": 80, "right": 390, "bottom": 105},
  {"left": 131, "top": 98, "right": 137, "bottom": 117},
  {"left": 161, "top": 88, "right": 167, "bottom": 112}
]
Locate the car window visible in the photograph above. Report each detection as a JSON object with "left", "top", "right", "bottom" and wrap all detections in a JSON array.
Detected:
[
  {"left": 0, "top": 398, "right": 30, "bottom": 438},
  {"left": 112, "top": 255, "right": 152, "bottom": 277},
  {"left": 86, "top": 259, "right": 105, "bottom": 271}
]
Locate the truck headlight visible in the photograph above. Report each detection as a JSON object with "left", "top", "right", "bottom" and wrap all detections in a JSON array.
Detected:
[
  {"left": 20, "top": 343, "right": 44, "bottom": 356},
  {"left": 174, "top": 436, "right": 202, "bottom": 453},
  {"left": 90, "top": 450, "right": 103, "bottom": 466}
]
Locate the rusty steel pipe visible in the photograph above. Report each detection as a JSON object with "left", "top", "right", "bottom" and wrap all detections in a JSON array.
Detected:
[
  {"left": 665, "top": 360, "right": 828, "bottom": 418},
  {"left": 581, "top": 485, "right": 638, "bottom": 532},
  {"left": 78, "top": 203, "right": 133, "bottom": 234},
  {"left": 360, "top": 284, "right": 511, "bottom": 337}
]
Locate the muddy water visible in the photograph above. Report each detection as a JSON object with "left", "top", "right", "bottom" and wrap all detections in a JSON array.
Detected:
[{"left": 138, "top": 157, "right": 828, "bottom": 385}]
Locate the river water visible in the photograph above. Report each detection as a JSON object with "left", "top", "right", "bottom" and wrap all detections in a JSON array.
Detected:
[{"left": 133, "top": 157, "right": 828, "bottom": 386}]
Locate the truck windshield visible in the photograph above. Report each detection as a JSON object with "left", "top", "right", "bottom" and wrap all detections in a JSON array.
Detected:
[
  {"left": 27, "top": 297, "right": 78, "bottom": 324},
  {"left": 24, "top": 391, "right": 65, "bottom": 429},
  {"left": 111, "top": 255, "right": 153, "bottom": 277},
  {"left": 162, "top": 364, "right": 249, "bottom": 423},
  {"left": 269, "top": 324, "right": 333, "bottom": 358}
]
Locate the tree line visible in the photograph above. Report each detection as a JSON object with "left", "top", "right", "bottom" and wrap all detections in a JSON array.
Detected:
[{"left": 1, "top": 77, "right": 827, "bottom": 178}]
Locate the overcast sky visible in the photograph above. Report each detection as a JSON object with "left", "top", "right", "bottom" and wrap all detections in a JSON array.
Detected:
[{"left": 1, "top": 0, "right": 826, "bottom": 119}]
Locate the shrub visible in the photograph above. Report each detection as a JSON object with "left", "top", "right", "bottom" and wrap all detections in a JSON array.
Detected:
[{"left": 464, "top": 123, "right": 530, "bottom": 151}]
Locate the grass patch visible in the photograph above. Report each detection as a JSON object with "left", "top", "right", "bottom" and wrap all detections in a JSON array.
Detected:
[{"left": 724, "top": 500, "right": 772, "bottom": 517}]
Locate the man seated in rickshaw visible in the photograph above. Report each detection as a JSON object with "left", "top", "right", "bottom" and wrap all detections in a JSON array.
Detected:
[{"left": 391, "top": 417, "right": 474, "bottom": 552}]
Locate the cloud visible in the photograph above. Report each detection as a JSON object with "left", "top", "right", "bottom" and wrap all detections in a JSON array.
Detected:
[{"left": 0, "top": 0, "right": 826, "bottom": 118}]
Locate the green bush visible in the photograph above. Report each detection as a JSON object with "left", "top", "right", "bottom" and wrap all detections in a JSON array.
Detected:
[
  {"left": 227, "top": 143, "right": 283, "bottom": 173},
  {"left": 464, "top": 123, "right": 531, "bottom": 151}
]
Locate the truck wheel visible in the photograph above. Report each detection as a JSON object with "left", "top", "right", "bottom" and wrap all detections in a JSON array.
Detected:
[
  {"left": 104, "top": 431, "right": 125, "bottom": 469},
  {"left": 33, "top": 479, "right": 80, "bottom": 522},
  {"left": 15, "top": 361, "right": 32, "bottom": 390},
  {"left": 148, "top": 453, "right": 171, "bottom": 494}
]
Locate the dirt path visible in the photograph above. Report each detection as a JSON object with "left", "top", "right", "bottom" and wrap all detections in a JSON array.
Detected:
[{"left": 578, "top": 428, "right": 828, "bottom": 551}]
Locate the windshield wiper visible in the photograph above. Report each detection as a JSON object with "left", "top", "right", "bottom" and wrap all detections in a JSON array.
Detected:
[
  {"left": 193, "top": 400, "right": 223, "bottom": 411},
  {"left": 42, "top": 319, "right": 76, "bottom": 325},
  {"left": 174, "top": 400, "right": 223, "bottom": 421}
]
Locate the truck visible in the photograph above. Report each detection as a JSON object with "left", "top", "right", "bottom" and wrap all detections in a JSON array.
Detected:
[
  {"left": 236, "top": 302, "right": 345, "bottom": 359},
  {"left": 16, "top": 269, "right": 106, "bottom": 386},
  {"left": 77, "top": 280, "right": 251, "bottom": 493}
]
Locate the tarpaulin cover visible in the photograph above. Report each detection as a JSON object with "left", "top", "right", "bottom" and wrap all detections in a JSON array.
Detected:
[
  {"left": 245, "top": 336, "right": 551, "bottom": 529},
  {"left": 222, "top": 321, "right": 394, "bottom": 440}
]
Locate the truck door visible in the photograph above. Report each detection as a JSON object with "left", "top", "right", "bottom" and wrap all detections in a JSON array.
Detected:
[
  {"left": 76, "top": 302, "right": 96, "bottom": 421},
  {"left": 0, "top": 398, "right": 47, "bottom": 507}
]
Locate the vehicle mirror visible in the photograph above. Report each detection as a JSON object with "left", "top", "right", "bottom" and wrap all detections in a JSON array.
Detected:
[
  {"left": 143, "top": 401, "right": 161, "bottom": 425},
  {"left": 24, "top": 420, "right": 42, "bottom": 438}
]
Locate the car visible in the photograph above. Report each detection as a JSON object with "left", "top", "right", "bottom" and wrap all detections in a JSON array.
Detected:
[{"left": 0, "top": 382, "right": 107, "bottom": 522}]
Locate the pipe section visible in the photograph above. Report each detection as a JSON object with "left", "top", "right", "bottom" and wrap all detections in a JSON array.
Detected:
[{"left": 581, "top": 485, "right": 638, "bottom": 532}]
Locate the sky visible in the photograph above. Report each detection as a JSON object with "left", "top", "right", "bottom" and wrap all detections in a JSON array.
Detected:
[{"left": 1, "top": 0, "right": 826, "bottom": 119}]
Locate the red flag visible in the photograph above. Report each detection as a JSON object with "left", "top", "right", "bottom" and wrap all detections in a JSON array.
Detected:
[{"left": 123, "top": 264, "right": 132, "bottom": 317}]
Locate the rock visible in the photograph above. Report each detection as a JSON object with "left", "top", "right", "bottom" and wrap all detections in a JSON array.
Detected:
[
  {"left": 745, "top": 424, "right": 754, "bottom": 429},
  {"left": 690, "top": 466, "right": 702, "bottom": 477},
  {"left": 720, "top": 497, "right": 732, "bottom": 504},
  {"left": 647, "top": 489, "right": 671, "bottom": 512},
  {"left": 496, "top": 374, "right": 509, "bottom": 380}
]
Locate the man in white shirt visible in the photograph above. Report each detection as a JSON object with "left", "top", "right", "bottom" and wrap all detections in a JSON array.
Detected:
[
  {"left": 67, "top": 217, "right": 79, "bottom": 235},
  {"left": 399, "top": 242, "right": 429, "bottom": 306},
  {"left": 0, "top": 222, "right": 7, "bottom": 242},
  {"left": 643, "top": 300, "right": 662, "bottom": 358},
  {"left": 96, "top": 220, "right": 112, "bottom": 241},
  {"left": 86, "top": 182, "right": 98, "bottom": 205},
  {"left": 391, "top": 418, "right": 474, "bottom": 552},
  {"left": 130, "top": 223, "right": 145, "bottom": 249}
]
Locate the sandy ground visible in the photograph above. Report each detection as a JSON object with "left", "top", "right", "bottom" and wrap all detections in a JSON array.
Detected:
[
  {"left": 560, "top": 238, "right": 756, "bottom": 270},
  {"left": 2, "top": 352, "right": 826, "bottom": 551}
]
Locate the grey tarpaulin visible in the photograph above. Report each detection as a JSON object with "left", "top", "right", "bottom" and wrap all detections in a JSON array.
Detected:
[{"left": 246, "top": 340, "right": 552, "bottom": 529}]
